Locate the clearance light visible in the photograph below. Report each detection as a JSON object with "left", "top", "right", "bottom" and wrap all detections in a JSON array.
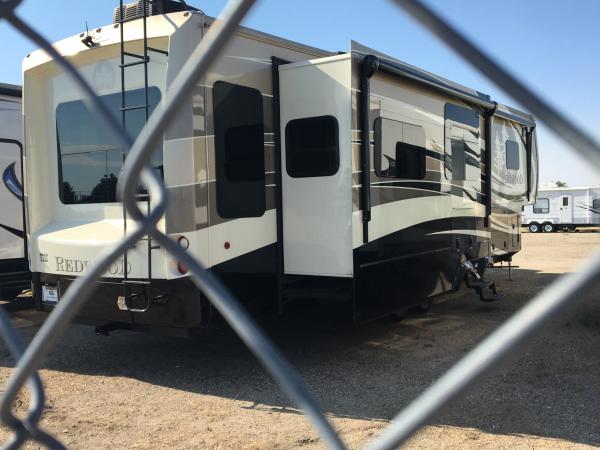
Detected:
[{"left": 224, "top": 241, "right": 231, "bottom": 250}]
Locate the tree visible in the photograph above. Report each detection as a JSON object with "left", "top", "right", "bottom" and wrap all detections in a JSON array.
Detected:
[
  {"left": 88, "top": 173, "right": 118, "bottom": 203},
  {"left": 555, "top": 180, "right": 567, "bottom": 187},
  {"left": 62, "top": 182, "right": 76, "bottom": 203}
]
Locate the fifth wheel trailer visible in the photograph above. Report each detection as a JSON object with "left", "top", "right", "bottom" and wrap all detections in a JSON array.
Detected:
[
  {"left": 0, "top": 83, "right": 30, "bottom": 299},
  {"left": 522, "top": 186, "right": 600, "bottom": 232},
  {"left": 23, "top": 3, "right": 538, "bottom": 335}
]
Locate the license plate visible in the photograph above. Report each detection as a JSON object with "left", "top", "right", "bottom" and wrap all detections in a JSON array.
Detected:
[{"left": 42, "top": 285, "right": 59, "bottom": 304}]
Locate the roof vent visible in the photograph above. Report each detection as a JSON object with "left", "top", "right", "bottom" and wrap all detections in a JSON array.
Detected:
[{"left": 113, "top": 0, "right": 198, "bottom": 24}]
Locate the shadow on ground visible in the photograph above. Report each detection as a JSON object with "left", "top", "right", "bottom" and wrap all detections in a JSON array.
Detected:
[{"left": 2, "top": 266, "right": 599, "bottom": 446}]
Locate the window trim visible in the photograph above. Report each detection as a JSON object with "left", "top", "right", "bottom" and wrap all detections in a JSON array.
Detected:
[
  {"left": 443, "top": 103, "right": 481, "bottom": 182},
  {"left": 213, "top": 80, "right": 266, "bottom": 219}
]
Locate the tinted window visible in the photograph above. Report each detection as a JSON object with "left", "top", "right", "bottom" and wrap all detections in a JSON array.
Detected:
[
  {"left": 533, "top": 198, "right": 549, "bottom": 214},
  {"left": 56, "top": 87, "right": 162, "bottom": 204},
  {"left": 374, "top": 118, "right": 426, "bottom": 179},
  {"left": 444, "top": 104, "right": 480, "bottom": 181},
  {"left": 505, "top": 139, "right": 520, "bottom": 170},
  {"left": 213, "top": 81, "right": 265, "bottom": 218},
  {"left": 445, "top": 103, "right": 480, "bottom": 128},
  {"left": 593, "top": 199, "right": 600, "bottom": 210},
  {"left": 562, "top": 196, "right": 569, "bottom": 206},
  {"left": 285, "top": 115, "right": 339, "bottom": 178}
]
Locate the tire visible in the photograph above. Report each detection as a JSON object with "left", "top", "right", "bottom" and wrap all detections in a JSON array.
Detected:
[
  {"left": 542, "top": 222, "right": 555, "bottom": 233},
  {"left": 528, "top": 223, "right": 540, "bottom": 233}
]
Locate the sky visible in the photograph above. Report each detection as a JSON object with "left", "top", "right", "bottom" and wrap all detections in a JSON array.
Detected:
[{"left": 0, "top": 0, "right": 599, "bottom": 187}]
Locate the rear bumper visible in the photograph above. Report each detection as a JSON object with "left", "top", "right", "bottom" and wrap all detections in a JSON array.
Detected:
[{"left": 32, "top": 272, "right": 206, "bottom": 334}]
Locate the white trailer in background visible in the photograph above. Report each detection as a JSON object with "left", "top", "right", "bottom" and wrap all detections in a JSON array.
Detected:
[
  {"left": 522, "top": 186, "right": 600, "bottom": 232},
  {"left": 0, "top": 83, "right": 30, "bottom": 299}
]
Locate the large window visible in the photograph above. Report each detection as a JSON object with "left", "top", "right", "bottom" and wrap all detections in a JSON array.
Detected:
[
  {"left": 213, "top": 81, "right": 265, "bottom": 218},
  {"left": 285, "top": 115, "right": 339, "bottom": 178},
  {"left": 533, "top": 198, "right": 549, "bottom": 214},
  {"left": 593, "top": 199, "right": 600, "bottom": 210},
  {"left": 374, "top": 118, "right": 426, "bottom": 179},
  {"left": 56, "top": 87, "right": 161, "bottom": 204},
  {"left": 444, "top": 103, "right": 481, "bottom": 181},
  {"left": 505, "top": 139, "right": 520, "bottom": 170}
]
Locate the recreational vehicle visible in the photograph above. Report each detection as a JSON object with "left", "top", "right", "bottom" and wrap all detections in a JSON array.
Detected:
[
  {"left": 23, "top": 2, "right": 539, "bottom": 335},
  {"left": 0, "top": 83, "right": 30, "bottom": 300},
  {"left": 522, "top": 186, "right": 600, "bottom": 232}
]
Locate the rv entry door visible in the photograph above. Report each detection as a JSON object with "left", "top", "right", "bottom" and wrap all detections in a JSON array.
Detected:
[
  {"left": 278, "top": 56, "right": 353, "bottom": 278},
  {"left": 558, "top": 195, "right": 573, "bottom": 224}
]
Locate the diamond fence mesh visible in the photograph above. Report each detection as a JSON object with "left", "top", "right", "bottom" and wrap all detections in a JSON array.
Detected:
[{"left": 1, "top": 0, "right": 598, "bottom": 448}]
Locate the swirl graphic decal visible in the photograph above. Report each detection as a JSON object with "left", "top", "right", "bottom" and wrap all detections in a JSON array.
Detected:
[{"left": 2, "top": 161, "right": 22, "bottom": 200}]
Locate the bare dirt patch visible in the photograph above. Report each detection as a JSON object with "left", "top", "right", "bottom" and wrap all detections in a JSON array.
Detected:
[{"left": 1, "top": 232, "right": 600, "bottom": 449}]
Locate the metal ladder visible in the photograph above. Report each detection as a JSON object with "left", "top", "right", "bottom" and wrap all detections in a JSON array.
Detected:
[{"left": 117, "top": 0, "right": 168, "bottom": 312}]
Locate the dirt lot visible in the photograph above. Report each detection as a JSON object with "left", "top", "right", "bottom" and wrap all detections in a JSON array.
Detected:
[{"left": 1, "top": 232, "right": 600, "bottom": 449}]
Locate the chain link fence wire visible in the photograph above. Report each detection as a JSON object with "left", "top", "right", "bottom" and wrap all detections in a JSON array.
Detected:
[{"left": 0, "top": 0, "right": 598, "bottom": 448}]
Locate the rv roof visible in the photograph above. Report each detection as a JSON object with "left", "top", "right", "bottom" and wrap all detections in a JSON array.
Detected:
[
  {"left": 204, "top": 16, "right": 332, "bottom": 59},
  {"left": 538, "top": 186, "right": 600, "bottom": 192},
  {"left": 21, "top": 9, "right": 535, "bottom": 128},
  {"left": 0, "top": 83, "right": 21, "bottom": 98}
]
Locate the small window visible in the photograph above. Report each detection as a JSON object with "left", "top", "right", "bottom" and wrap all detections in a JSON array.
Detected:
[
  {"left": 374, "top": 118, "right": 426, "bottom": 179},
  {"left": 533, "top": 198, "right": 549, "bottom": 214},
  {"left": 445, "top": 104, "right": 480, "bottom": 128},
  {"left": 562, "top": 196, "right": 569, "bottom": 207},
  {"left": 285, "top": 115, "right": 339, "bottom": 178},
  {"left": 593, "top": 199, "right": 600, "bottom": 210},
  {"left": 213, "top": 81, "right": 265, "bottom": 218},
  {"left": 505, "top": 140, "right": 520, "bottom": 170}
]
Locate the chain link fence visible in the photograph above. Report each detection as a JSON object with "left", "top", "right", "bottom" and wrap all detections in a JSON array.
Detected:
[{"left": 1, "top": 0, "right": 598, "bottom": 448}]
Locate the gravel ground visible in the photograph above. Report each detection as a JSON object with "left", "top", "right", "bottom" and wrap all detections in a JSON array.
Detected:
[{"left": 1, "top": 232, "right": 600, "bottom": 449}]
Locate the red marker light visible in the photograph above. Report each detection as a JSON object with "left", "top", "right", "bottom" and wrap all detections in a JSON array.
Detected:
[
  {"left": 224, "top": 241, "right": 230, "bottom": 250},
  {"left": 177, "top": 261, "right": 188, "bottom": 274}
]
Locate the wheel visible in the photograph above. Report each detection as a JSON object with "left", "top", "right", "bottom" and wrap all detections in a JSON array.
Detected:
[
  {"left": 542, "top": 222, "right": 555, "bottom": 233},
  {"left": 528, "top": 223, "right": 540, "bottom": 233}
]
